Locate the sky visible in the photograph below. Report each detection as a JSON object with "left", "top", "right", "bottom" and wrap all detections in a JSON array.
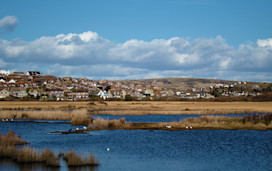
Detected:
[{"left": 0, "top": 0, "right": 272, "bottom": 82}]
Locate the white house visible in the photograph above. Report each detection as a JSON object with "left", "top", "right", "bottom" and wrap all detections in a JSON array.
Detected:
[
  {"left": 98, "top": 90, "right": 109, "bottom": 100},
  {"left": 0, "top": 70, "right": 10, "bottom": 75},
  {"left": 0, "top": 88, "right": 9, "bottom": 98}
]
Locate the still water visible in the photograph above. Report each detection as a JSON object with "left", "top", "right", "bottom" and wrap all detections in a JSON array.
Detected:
[{"left": 1, "top": 115, "right": 272, "bottom": 171}]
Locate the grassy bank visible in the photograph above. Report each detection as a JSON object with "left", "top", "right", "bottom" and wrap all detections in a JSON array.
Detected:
[
  {"left": 84, "top": 114, "right": 272, "bottom": 131},
  {"left": 0, "top": 101, "right": 272, "bottom": 116},
  {"left": 0, "top": 109, "right": 88, "bottom": 120}
]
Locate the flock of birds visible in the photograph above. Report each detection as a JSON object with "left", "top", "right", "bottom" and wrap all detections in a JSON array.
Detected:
[
  {"left": 1, "top": 118, "right": 14, "bottom": 122},
  {"left": 166, "top": 125, "right": 193, "bottom": 129}
]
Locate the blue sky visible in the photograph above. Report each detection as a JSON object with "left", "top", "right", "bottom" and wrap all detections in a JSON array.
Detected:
[{"left": 0, "top": 0, "right": 272, "bottom": 81}]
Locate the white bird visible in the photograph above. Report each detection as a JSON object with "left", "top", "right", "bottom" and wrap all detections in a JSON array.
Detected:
[
  {"left": 166, "top": 125, "right": 172, "bottom": 129},
  {"left": 11, "top": 119, "right": 14, "bottom": 122},
  {"left": 1, "top": 119, "right": 4, "bottom": 122},
  {"left": 190, "top": 126, "right": 193, "bottom": 129},
  {"left": 83, "top": 126, "right": 87, "bottom": 130},
  {"left": 6, "top": 119, "right": 8, "bottom": 122},
  {"left": 107, "top": 148, "right": 110, "bottom": 151},
  {"left": 186, "top": 126, "right": 189, "bottom": 129},
  {"left": 76, "top": 127, "right": 79, "bottom": 131}
]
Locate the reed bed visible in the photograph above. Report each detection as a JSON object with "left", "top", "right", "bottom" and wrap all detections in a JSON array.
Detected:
[
  {"left": 0, "top": 109, "right": 88, "bottom": 120},
  {"left": 89, "top": 101, "right": 272, "bottom": 115},
  {"left": 1, "top": 101, "right": 272, "bottom": 116},
  {"left": 176, "top": 114, "right": 272, "bottom": 129},
  {"left": 0, "top": 130, "right": 28, "bottom": 146},
  {"left": 71, "top": 116, "right": 93, "bottom": 125},
  {"left": 88, "top": 117, "right": 131, "bottom": 129},
  {"left": 0, "top": 145, "right": 60, "bottom": 167},
  {"left": 63, "top": 151, "right": 99, "bottom": 167}
]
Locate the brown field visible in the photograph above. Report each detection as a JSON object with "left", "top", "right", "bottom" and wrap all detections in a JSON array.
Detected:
[{"left": 0, "top": 101, "right": 271, "bottom": 120}]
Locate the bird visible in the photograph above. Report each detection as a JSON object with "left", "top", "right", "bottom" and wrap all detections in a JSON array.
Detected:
[
  {"left": 76, "top": 127, "right": 79, "bottom": 131},
  {"left": 190, "top": 126, "right": 193, "bottom": 129},
  {"left": 186, "top": 126, "right": 189, "bottom": 129},
  {"left": 166, "top": 125, "right": 172, "bottom": 128},
  {"left": 6, "top": 119, "right": 8, "bottom": 122},
  {"left": 83, "top": 126, "right": 87, "bottom": 130},
  {"left": 107, "top": 148, "right": 110, "bottom": 151},
  {"left": 11, "top": 119, "right": 14, "bottom": 122}
]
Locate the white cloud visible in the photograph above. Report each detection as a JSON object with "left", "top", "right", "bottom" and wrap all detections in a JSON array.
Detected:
[
  {"left": 0, "top": 31, "right": 272, "bottom": 81},
  {"left": 0, "top": 16, "right": 18, "bottom": 31}
]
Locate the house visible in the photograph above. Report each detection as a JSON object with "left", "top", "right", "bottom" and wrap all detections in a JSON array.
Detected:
[
  {"left": 28, "top": 89, "right": 45, "bottom": 98},
  {"left": 27, "top": 71, "right": 41, "bottom": 76},
  {"left": 0, "top": 88, "right": 9, "bottom": 98},
  {"left": 47, "top": 89, "right": 64, "bottom": 99},
  {"left": 9, "top": 87, "right": 28, "bottom": 98},
  {"left": 68, "top": 90, "right": 89, "bottom": 100},
  {"left": 98, "top": 90, "right": 109, "bottom": 100},
  {"left": 0, "top": 70, "right": 10, "bottom": 75}
]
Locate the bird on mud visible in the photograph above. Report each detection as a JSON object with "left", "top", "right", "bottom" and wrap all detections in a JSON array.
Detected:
[{"left": 83, "top": 126, "right": 87, "bottom": 130}]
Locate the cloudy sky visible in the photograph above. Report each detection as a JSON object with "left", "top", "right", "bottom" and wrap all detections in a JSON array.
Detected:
[{"left": 0, "top": 0, "right": 272, "bottom": 82}]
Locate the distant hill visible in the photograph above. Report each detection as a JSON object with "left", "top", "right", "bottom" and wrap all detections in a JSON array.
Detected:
[{"left": 114, "top": 78, "right": 241, "bottom": 90}]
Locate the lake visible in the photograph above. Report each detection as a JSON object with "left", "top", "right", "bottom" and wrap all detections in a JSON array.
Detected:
[{"left": 1, "top": 114, "right": 272, "bottom": 171}]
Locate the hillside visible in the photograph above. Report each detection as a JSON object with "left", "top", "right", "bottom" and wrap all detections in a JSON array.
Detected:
[{"left": 114, "top": 78, "right": 241, "bottom": 90}]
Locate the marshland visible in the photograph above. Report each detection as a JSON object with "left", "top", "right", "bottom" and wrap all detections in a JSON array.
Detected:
[{"left": 1, "top": 101, "right": 272, "bottom": 170}]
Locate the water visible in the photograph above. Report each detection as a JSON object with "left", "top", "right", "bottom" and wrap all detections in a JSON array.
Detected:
[{"left": 1, "top": 115, "right": 272, "bottom": 171}]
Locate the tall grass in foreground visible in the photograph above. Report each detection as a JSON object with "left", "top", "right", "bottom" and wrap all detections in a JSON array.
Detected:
[
  {"left": 0, "top": 130, "right": 99, "bottom": 168},
  {"left": 63, "top": 151, "right": 99, "bottom": 166},
  {"left": 0, "top": 146, "right": 60, "bottom": 167},
  {"left": 88, "top": 117, "right": 131, "bottom": 129},
  {"left": 0, "top": 130, "right": 28, "bottom": 146}
]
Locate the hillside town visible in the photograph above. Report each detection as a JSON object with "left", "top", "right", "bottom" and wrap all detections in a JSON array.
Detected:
[{"left": 0, "top": 70, "right": 270, "bottom": 101}]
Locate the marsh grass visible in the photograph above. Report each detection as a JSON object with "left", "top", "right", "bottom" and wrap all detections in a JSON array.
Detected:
[
  {"left": 1, "top": 101, "right": 272, "bottom": 116},
  {"left": 89, "top": 117, "right": 131, "bottom": 129},
  {"left": 177, "top": 114, "right": 272, "bottom": 129},
  {"left": 63, "top": 151, "right": 99, "bottom": 167},
  {"left": 71, "top": 116, "right": 94, "bottom": 126},
  {"left": 0, "top": 130, "right": 28, "bottom": 146},
  {"left": 0, "top": 109, "right": 88, "bottom": 120},
  {"left": 41, "top": 149, "right": 60, "bottom": 167}
]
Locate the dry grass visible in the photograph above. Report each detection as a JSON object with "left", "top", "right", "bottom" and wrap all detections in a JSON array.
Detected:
[
  {"left": 63, "top": 151, "right": 99, "bottom": 167},
  {"left": 0, "top": 130, "right": 28, "bottom": 146},
  {"left": 16, "top": 146, "right": 41, "bottom": 163},
  {"left": 0, "top": 145, "right": 59, "bottom": 166},
  {"left": 0, "top": 109, "right": 88, "bottom": 120},
  {"left": 88, "top": 101, "right": 272, "bottom": 115},
  {"left": 0, "top": 101, "right": 272, "bottom": 118},
  {"left": 71, "top": 116, "right": 93, "bottom": 126},
  {"left": 41, "top": 149, "right": 60, "bottom": 167},
  {"left": 88, "top": 117, "right": 131, "bottom": 129},
  {"left": 172, "top": 114, "right": 272, "bottom": 130}
]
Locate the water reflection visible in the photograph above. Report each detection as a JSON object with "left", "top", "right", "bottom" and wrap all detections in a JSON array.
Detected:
[{"left": 0, "top": 158, "right": 98, "bottom": 171}]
